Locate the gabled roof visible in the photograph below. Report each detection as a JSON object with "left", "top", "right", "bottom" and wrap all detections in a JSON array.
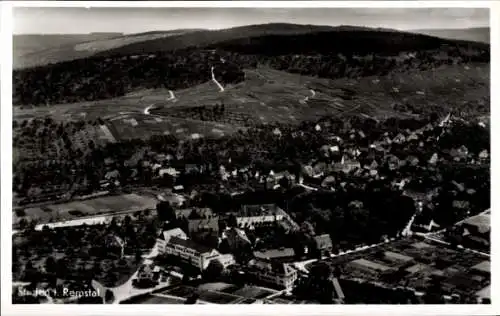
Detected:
[
  {"left": 472, "top": 261, "right": 490, "bottom": 273},
  {"left": 240, "top": 204, "right": 280, "bottom": 217},
  {"left": 249, "top": 259, "right": 296, "bottom": 275},
  {"left": 176, "top": 208, "right": 213, "bottom": 219},
  {"left": 159, "top": 228, "right": 187, "bottom": 242},
  {"left": 451, "top": 181, "right": 465, "bottom": 192},
  {"left": 479, "top": 149, "right": 489, "bottom": 158},
  {"left": 463, "top": 214, "right": 490, "bottom": 234},
  {"left": 406, "top": 156, "right": 419, "bottom": 164},
  {"left": 314, "top": 234, "right": 333, "bottom": 250},
  {"left": 254, "top": 248, "right": 295, "bottom": 260},
  {"left": 407, "top": 133, "right": 419, "bottom": 141},
  {"left": 105, "top": 234, "right": 125, "bottom": 248},
  {"left": 452, "top": 200, "right": 470, "bottom": 209},
  {"left": 369, "top": 160, "right": 379, "bottom": 169},
  {"left": 105, "top": 170, "right": 120, "bottom": 179},
  {"left": 225, "top": 228, "right": 251, "bottom": 244},
  {"left": 168, "top": 236, "right": 214, "bottom": 254},
  {"left": 428, "top": 153, "right": 438, "bottom": 164},
  {"left": 321, "top": 176, "right": 336, "bottom": 187},
  {"left": 188, "top": 217, "right": 219, "bottom": 232}
]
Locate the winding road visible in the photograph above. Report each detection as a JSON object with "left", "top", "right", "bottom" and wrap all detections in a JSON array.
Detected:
[
  {"left": 300, "top": 89, "right": 316, "bottom": 104},
  {"left": 211, "top": 66, "right": 225, "bottom": 92},
  {"left": 294, "top": 238, "right": 397, "bottom": 273},
  {"left": 143, "top": 90, "right": 176, "bottom": 115},
  {"left": 401, "top": 213, "right": 417, "bottom": 237},
  {"left": 143, "top": 105, "right": 154, "bottom": 115}
]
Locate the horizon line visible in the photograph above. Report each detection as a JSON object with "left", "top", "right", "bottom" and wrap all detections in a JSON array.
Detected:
[{"left": 12, "top": 23, "right": 491, "bottom": 36}]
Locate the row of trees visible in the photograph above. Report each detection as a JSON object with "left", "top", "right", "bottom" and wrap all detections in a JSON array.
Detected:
[{"left": 13, "top": 212, "right": 161, "bottom": 286}]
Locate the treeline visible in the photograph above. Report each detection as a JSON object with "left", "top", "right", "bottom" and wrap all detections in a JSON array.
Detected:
[
  {"left": 151, "top": 103, "right": 258, "bottom": 125},
  {"left": 224, "top": 48, "right": 488, "bottom": 80},
  {"left": 13, "top": 50, "right": 245, "bottom": 106}
]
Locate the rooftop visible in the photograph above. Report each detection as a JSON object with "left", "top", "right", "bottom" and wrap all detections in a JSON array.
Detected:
[
  {"left": 314, "top": 234, "right": 333, "bottom": 250},
  {"left": 476, "top": 285, "right": 491, "bottom": 299},
  {"left": 168, "top": 236, "right": 214, "bottom": 254},
  {"left": 471, "top": 261, "right": 490, "bottom": 273},
  {"left": 225, "top": 227, "right": 251, "bottom": 244},
  {"left": 462, "top": 213, "right": 490, "bottom": 234},
  {"left": 249, "top": 259, "right": 296, "bottom": 275},
  {"left": 350, "top": 258, "right": 391, "bottom": 272},
  {"left": 384, "top": 251, "right": 413, "bottom": 262},
  {"left": 159, "top": 227, "right": 187, "bottom": 242},
  {"left": 254, "top": 248, "right": 295, "bottom": 261},
  {"left": 240, "top": 204, "right": 281, "bottom": 217},
  {"left": 188, "top": 217, "right": 220, "bottom": 232},
  {"left": 176, "top": 208, "right": 214, "bottom": 219}
]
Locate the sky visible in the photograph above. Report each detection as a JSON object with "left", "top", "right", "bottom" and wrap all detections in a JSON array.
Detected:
[{"left": 13, "top": 7, "right": 490, "bottom": 35}]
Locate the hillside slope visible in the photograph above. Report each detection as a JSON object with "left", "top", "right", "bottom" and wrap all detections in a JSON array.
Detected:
[
  {"left": 97, "top": 24, "right": 472, "bottom": 57},
  {"left": 15, "top": 24, "right": 489, "bottom": 69},
  {"left": 207, "top": 29, "right": 489, "bottom": 56},
  {"left": 14, "top": 63, "right": 489, "bottom": 126},
  {"left": 14, "top": 29, "right": 203, "bottom": 69},
  {"left": 14, "top": 33, "right": 123, "bottom": 56},
  {"left": 411, "top": 27, "right": 489, "bottom": 44},
  {"left": 15, "top": 24, "right": 341, "bottom": 68},
  {"left": 13, "top": 23, "right": 490, "bottom": 129}
]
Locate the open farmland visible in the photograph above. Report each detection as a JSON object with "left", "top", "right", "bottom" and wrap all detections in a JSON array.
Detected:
[
  {"left": 13, "top": 33, "right": 123, "bottom": 65},
  {"left": 14, "top": 30, "right": 203, "bottom": 69},
  {"left": 106, "top": 113, "right": 244, "bottom": 141},
  {"left": 13, "top": 123, "right": 116, "bottom": 163},
  {"left": 312, "top": 237, "right": 490, "bottom": 300},
  {"left": 151, "top": 63, "right": 489, "bottom": 124},
  {"left": 13, "top": 193, "right": 157, "bottom": 226}
]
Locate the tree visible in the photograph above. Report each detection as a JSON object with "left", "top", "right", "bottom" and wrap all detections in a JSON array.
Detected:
[
  {"left": 135, "top": 250, "right": 142, "bottom": 262},
  {"left": 124, "top": 215, "right": 132, "bottom": 227},
  {"left": 278, "top": 176, "right": 290, "bottom": 189},
  {"left": 105, "top": 289, "right": 115, "bottom": 304},
  {"left": 45, "top": 256, "right": 57, "bottom": 275},
  {"left": 182, "top": 271, "right": 191, "bottom": 284},
  {"left": 18, "top": 218, "right": 28, "bottom": 230},
  {"left": 203, "top": 259, "right": 224, "bottom": 281},
  {"left": 227, "top": 214, "right": 238, "bottom": 228},
  {"left": 184, "top": 293, "right": 199, "bottom": 304},
  {"left": 156, "top": 201, "right": 175, "bottom": 222},
  {"left": 300, "top": 221, "right": 316, "bottom": 237}
]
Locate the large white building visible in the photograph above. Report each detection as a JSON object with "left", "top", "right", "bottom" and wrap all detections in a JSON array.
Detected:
[
  {"left": 157, "top": 228, "right": 234, "bottom": 270},
  {"left": 247, "top": 259, "right": 298, "bottom": 290},
  {"left": 157, "top": 228, "right": 188, "bottom": 253}
]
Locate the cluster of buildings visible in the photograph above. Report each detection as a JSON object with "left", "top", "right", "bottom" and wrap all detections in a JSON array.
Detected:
[
  {"left": 157, "top": 227, "right": 235, "bottom": 270},
  {"left": 154, "top": 202, "right": 303, "bottom": 290}
]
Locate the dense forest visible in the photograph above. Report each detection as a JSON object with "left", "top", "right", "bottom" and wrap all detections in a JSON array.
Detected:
[
  {"left": 208, "top": 30, "right": 489, "bottom": 56},
  {"left": 13, "top": 50, "right": 245, "bottom": 106}
]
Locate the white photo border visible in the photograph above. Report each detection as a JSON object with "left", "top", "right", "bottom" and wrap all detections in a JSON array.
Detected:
[{"left": 1, "top": 1, "right": 498, "bottom": 316}]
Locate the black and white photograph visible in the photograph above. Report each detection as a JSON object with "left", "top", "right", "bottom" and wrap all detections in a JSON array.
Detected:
[{"left": 2, "top": 1, "right": 495, "bottom": 311}]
